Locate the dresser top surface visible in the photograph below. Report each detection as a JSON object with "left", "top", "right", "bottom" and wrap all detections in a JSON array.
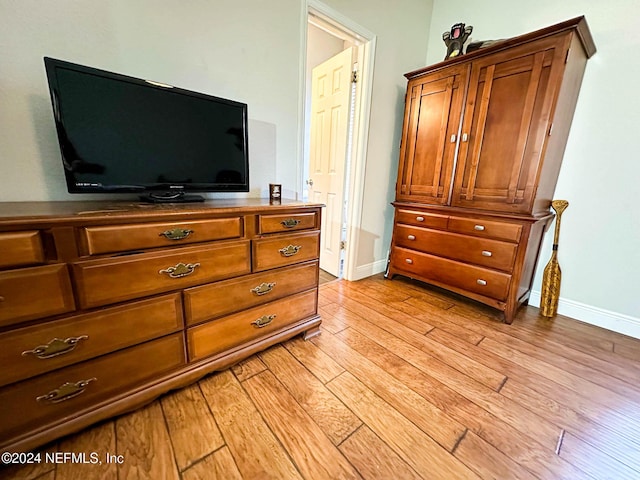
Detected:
[{"left": 0, "top": 198, "right": 324, "bottom": 227}]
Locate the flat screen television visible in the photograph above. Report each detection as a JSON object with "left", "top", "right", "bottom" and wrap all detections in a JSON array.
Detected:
[{"left": 44, "top": 57, "right": 249, "bottom": 203}]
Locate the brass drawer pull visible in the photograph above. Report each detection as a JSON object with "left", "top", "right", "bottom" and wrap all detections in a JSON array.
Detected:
[
  {"left": 36, "top": 378, "right": 97, "bottom": 404},
  {"left": 405, "top": 258, "right": 413, "bottom": 265},
  {"left": 159, "top": 228, "right": 194, "bottom": 240},
  {"left": 159, "top": 262, "right": 200, "bottom": 278},
  {"left": 474, "top": 225, "right": 485, "bottom": 231},
  {"left": 407, "top": 235, "right": 416, "bottom": 241},
  {"left": 252, "top": 314, "right": 276, "bottom": 328},
  {"left": 481, "top": 250, "right": 493, "bottom": 257},
  {"left": 281, "top": 219, "right": 301, "bottom": 228},
  {"left": 250, "top": 282, "right": 276, "bottom": 296},
  {"left": 477, "top": 279, "right": 487, "bottom": 286},
  {"left": 279, "top": 245, "right": 301, "bottom": 257},
  {"left": 416, "top": 216, "right": 425, "bottom": 222},
  {"left": 22, "top": 335, "right": 89, "bottom": 359}
]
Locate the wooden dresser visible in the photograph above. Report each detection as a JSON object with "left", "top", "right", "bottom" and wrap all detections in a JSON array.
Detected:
[
  {"left": 387, "top": 17, "right": 595, "bottom": 323},
  {"left": 0, "top": 199, "right": 322, "bottom": 453}
]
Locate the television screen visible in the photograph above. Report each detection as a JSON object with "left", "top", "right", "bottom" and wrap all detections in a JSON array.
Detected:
[{"left": 44, "top": 57, "right": 249, "bottom": 202}]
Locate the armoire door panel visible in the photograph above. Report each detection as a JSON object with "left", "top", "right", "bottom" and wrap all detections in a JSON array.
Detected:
[
  {"left": 453, "top": 38, "right": 564, "bottom": 213},
  {"left": 396, "top": 65, "right": 467, "bottom": 204}
]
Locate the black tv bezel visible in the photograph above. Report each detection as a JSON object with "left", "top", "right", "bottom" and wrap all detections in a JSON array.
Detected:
[{"left": 43, "top": 57, "right": 250, "bottom": 199}]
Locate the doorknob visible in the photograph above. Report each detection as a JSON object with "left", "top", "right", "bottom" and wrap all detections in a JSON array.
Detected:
[{"left": 306, "top": 179, "right": 314, "bottom": 187}]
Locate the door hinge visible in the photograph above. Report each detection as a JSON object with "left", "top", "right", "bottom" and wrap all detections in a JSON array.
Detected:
[
  {"left": 548, "top": 123, "right": 554, "bottom": 136},
  {"left": 340, "top": 240, "right": 347, "bottom": 250},
  {"left": 352, "top": 70, "right": 358, "bottom": 83},
  {"left": 565, "top": 48, "right": 570, "bottom": 64}
]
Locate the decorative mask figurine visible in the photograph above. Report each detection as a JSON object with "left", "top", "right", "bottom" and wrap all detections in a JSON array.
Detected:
[{"left": 442, "top": 23, "right": 473, "bottom": 59}]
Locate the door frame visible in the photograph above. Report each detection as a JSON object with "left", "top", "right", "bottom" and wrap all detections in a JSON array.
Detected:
[{"left": 300, "top": 0, "right": 376, "bottom": 281}]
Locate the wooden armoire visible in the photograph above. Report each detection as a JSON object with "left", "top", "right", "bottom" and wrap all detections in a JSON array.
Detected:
[{"left": 386, "top": 17, "right": 595, "bottom": 323}]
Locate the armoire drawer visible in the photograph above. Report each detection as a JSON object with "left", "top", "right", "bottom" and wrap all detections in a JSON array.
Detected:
[
  {"left": 184, "top": 261, "right": 319, "bottom": 326},
  {"left": 187, "top": 289, "right": 318, "bottom": 362},
  {"left": 0, "top": 293, "right": 183, "bottom": 388},
  {"left": 395, "top": 209, "right": 448, "bottom": 230},
  {"left": 0, "top": 264, "right": 75, "bottom": 328},
  {"left": 394, "top": 225, "right": 517, "bottom": 272},
  {"left": 0, "top": 231, "right": 44, "bottom": 269},
  {"left": 72, "top": 241, "right": 251, "bottom": 308},
  {"left": 258, "top": 212, "right": 318, "bottom": 234},
  {"left": 79, "top": 217, "right": 244, "bottom": 255},
  {"left": 0, "top": 333, "right": 185, "bottom": 442},
  {"left": 447, "top": 216, "right": 522, "bottom": 243},
  {"left": 253, "top": 231, "right": 320, "bottom": 272},
  {"left": 391, "top": 247, "right": 511, "bottom": 301}
]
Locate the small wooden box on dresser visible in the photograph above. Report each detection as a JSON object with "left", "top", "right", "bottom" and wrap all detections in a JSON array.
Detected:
[
  {"left": 0, "top": 199, "right": 322, "bottom": 453},
  {"left": 386, "top": 17, "right": 596, "bottom": 323}
]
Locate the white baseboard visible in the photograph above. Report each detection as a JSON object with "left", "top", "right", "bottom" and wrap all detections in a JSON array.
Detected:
[{"left": 528, "top": 291, "right": 640, "bottom": 340}]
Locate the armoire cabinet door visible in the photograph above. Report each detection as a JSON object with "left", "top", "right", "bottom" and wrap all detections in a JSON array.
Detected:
[
  {"left": 451, "top": 35, "right": 569, "bottom": 213},
  {"left": 396, "top": 64, "right": 468, "bottom": 205}
]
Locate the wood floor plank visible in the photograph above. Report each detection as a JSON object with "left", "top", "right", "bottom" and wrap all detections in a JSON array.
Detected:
[
  {"left": 335, "top": 325, "right": 590, "bottom": 479},
  {"left": 390, "top": 299, "right": 485, "bottom": 345},
  {"left": 258, "top": 345, "right": 361, "bottom": 445},
  {"left": 614, "top": 341, "right": 640, "bottom": 362},
  {"left": 323, "top": 288, "right": 506, "bottom": 391},
  {"left": 160, "top": 383, "right": 224, "bottom": 471},
  {"left": 116, "top": 401, "right": 180, "bottom": 480},
  {"left": 559, "top": 431, "right": 640, "bottom": 480},
  {"left": 230, "top": 355, "right": 267, "bottom": 382},
  {"left": 312, "top": 329, "right": 467, "bottom": 452},
  {"left": 284, "top": 335, "right": 345, "bottom": 384},
  {"left": 338, "top": 425, "right": 422, "bottom": 480},
  {"left": 479, "top": 337, "right": 640, "bottom": 415},
  {"left": 453, "top": 431, "right": 539, "bottom": 480},
  {"left": 369, "top": 275, "right": 456, "bottom": 310},
  {"left": 428, "top": 324, "right": 640, "bottom": 443},
  {"left": 327, "top": 371, "right": 480, "bottom": 480},
  {"left": 327, "top": 282, "right": 435, "bottom": 334},
  {"left": 198, "top": 370, "right": 302, "bottom": 480},
  {"left": 56, "top": 421, "right": 117, "bottom": 480},
  {"left": 243, "top": 370, "right": 362, "bottom": 479},
  {"left": 181, "top": 447, "right": 244, "bottom": 480}
]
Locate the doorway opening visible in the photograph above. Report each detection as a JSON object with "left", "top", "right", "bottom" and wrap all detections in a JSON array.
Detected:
[{"left": 303, "top": 1, "right": 375, "bottom": 282}]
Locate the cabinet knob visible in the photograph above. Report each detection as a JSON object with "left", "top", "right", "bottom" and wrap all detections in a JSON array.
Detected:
[
  {"left": 462, "top": 133, "right": 469, "bottom": 142},
  {"left": 416, "top": 216, "right": 425, "bottom": 222},
  {"left": 476, "top": 279, "right": 487, "bottom": 286},
  {"left": 405, "top": 258, "right": 413, "bottom": 265},
  {"left": 450, "top": 134, "right": 457, "bottom": 143},
  {"left": 474, "top": 225, "right": 485, "bottom": 231},
  {"left": 407, "top": 235, "right": 416, "bottom": 241},
  {"left": 481, "top": 250, "right": 493, "bottom": 257}
]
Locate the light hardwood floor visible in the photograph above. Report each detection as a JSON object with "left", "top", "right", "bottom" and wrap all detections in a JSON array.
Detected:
[{"left": 3, "top": 274, "right": 640, "bottom": 479}]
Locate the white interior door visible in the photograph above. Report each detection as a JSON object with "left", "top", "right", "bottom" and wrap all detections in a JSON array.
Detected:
[{"left": 309, "top": 47, "right": 353, "bottom": 277}]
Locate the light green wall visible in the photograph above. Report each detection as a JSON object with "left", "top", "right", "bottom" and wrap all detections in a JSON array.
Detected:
[{"left": 426, "top": 0, "right": 640, "bottom": 331}]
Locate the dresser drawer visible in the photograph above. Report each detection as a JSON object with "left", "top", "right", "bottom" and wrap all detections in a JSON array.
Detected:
[
  {"left": 394, "top": 225, "right": 517, "bottom": 272},
  {"left": 391, "top": 247, "right": 511, "bottom": 301},
  {"left": 0, "top": 293, "right": 183, "bottom": 388},
  {"left": 258, "top": 211, "right": 318, "bottom": 234},
  {"left": 184, "top": 261, "right": 319, "bottom": 326},
  {"left": 253, "top": 231, "right": 320, "bottom": 272},
  {"left": 187, "top": 289, "right": 317, "bottom": 362},
  {"left": 73, "top": 241, "right": 251, "bottom": 308},
  {"left": 0, "top": 231, "right": 44, "bottom": 269},
  {"left": 0, "top": 333, "right": 185, "bottom": 442},
  {"left": 447, "top": 216, "right": 522, "bottom": 242},
  {"left": 395, "top": 209, "right": 448, "bottom": 230},
  {"left": 80, "top": 217, "right": 244, "bottom": 255},
  {"left": 0, "top": 264, "right": 75, "bottom": 328}
]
